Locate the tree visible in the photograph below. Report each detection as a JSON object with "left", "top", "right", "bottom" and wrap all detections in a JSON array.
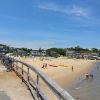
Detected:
[
  {"left": 47, "top": 48, "right": 66, "bottom": 56},
  {"left": 91, "top": 48, "right": 98, "bottom": 53}
]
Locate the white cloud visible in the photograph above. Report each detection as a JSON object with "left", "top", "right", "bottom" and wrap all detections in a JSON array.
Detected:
[
  {"left": 70, "top": 6, "right": 88, "bottom": 17},
  {"left": 37, "top": 3, "right": 89, "bottom": 17}
]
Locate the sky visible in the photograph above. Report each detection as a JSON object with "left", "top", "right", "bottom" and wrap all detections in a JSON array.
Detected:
[{"left": 0, "top": 0, "right": 100, "bottom": 49}]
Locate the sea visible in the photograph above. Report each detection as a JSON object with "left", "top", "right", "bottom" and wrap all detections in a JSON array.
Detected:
[{"left": 67, "top": 62, "right": 100, "bottom": 100}]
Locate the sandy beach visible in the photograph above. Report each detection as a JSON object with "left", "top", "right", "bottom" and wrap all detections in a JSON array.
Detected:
[
  {"left": 14, "top": 57, "right": 96, "bottom": 99},
  {"left": 19, "top": 57, "right": 96, "bottom": 86}
]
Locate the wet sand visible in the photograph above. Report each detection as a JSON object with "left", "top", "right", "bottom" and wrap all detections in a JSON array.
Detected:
[{"left": 68, "top": 62, "right": 100, "bottom": 100}]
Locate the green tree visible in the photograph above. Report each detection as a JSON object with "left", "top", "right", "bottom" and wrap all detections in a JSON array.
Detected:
[
  {"left": 91, "top": 48, "right": 98, "bottom": 53},
  {"left": 47, "top": 48, "right": 66, "bottom": 56}
]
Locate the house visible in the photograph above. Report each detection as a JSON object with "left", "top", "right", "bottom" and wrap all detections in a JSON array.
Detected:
[
  {"left": 17, "top": 49, "right": 29, "bottom": 56},
  {"left": 88, "top": 53, "right": 100, "bottom": 60},
  {"left": 31, "top": 50, "right": 47, "bottom": 56},
  {"left": 80, "top": 53, "right": 89, "bottom": 59},
  {"left": 41, "top": 50, "right": 47, "bottom": 56},
  {"left": 0, "top": 45, "right": 7, "bottom": 53},
  {"left": 31, "top": 50, "right": 39, "bottom": 56},
  {"left": 66, "top": 50, "right": 86, "bottom": 59},
  {"left": 66, "top": 50, "right": 76, "bottom": 58}
]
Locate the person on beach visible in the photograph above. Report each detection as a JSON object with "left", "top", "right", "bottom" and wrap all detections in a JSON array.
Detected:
[
  {"left": 44, "top": 63, "right": 47, "bottom": 68},
  {"left": 85, "top": 73, "right": 89, "bottom": 79},
  {"left": 85, "top": 73, "right": 94, "bottom": 79},
  {"left": 90, "top": 74, "right": 94, "bottom": 79},
  {"left": 72, "top": 66, "right": 74, "bottom": 71},
  {"left": 42, "top": 64, "right": 45, "bottom": 69},
  {"left": 42, "top": 63, "right": 47, "bottom": 69}
]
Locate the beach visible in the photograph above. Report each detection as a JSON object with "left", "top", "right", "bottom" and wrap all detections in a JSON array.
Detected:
[
  {"left": 68, "top": 62, "right": 100, "bottom": 100},
  {"left": 15, "top": 57, "right": 97, "bottom": 99}
]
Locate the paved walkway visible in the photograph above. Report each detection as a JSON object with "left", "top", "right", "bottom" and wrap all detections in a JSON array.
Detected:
[
  {"left": 0, "top": 66, "right": 6, "bottom": 72},
  {"left": 0, "top": 65, "right": 33, "bottom": 100},
  {"left": 0, "top": 91, "right": 11, "bottom": 100}
]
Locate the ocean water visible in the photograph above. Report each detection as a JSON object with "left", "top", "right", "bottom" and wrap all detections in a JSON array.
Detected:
[{"left": 68, "top": 62, "right": 100, "bottom": 100}]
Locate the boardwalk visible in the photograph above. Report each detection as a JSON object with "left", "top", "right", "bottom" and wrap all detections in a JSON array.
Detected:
[{"left": 0, "top": 65, "right": 33, "bottom": 100}]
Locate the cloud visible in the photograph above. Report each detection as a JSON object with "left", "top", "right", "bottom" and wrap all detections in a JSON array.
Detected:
[
  {"left": 37, "top": 3, "right": 89, "bottom": 17},
  {"left": 70, "top": 6, "right": 88, "bottom": 17}
]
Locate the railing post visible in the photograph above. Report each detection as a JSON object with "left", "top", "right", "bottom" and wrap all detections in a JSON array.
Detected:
[
  {"left": 37, "top": 75, "right": 39, "bottom": 84},
  {"left": 27, "top": 67, "right": 29, "bottom": 82},
  {"left": 16, "top": 62, "right": 18, "bottom": 75},
  {"left": 36, "top": 75, "right": 39, "bottom": 99},
  {"left": 22, "top": 64, "right": 24, "bottom": 82},
  {"left": 27, "top": 67, "right": 30, "bottom": 90}
]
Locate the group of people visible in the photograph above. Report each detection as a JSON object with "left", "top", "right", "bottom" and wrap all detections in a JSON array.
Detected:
[
  {"left": 42, "top": 63, "right": 47, "bottom": 69},
  {"left": 85, "top": 73, "right": 94, "bottom": 79},
  {"left": 85, "top": 65, "right": 100, "bottom": 80},
  {"left": 1, "top": 56, "right": 13, "bottom": 72}
]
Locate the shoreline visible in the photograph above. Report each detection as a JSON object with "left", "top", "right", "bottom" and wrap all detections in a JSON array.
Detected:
[
  {"left": 50, "top": 60, "right": 97, "bottom": 91},
  {"left": 17, "top": 57, "right": 97, "bottom": 99},
  {"left": 65, "top": 61, "right": 97, "bottom": 90},
  {"left": 67, "top": 61, "right": 97, "bottom": 90},
  {"left": 68, "top": 62, "right": 100, "bottom": 100}
]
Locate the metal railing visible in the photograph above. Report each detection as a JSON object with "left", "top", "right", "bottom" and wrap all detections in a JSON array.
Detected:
[{"left": 1, "top": 56, "right": 75, "bottom": 100}]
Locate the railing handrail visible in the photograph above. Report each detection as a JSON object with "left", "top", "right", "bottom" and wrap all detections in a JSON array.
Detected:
[{"left": 13, "top": 58, "right": 75, "bottom": 100}]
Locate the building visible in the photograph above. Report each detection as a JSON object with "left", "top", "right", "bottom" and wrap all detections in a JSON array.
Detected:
[
  {"left": 31, "top": 50, "right": 47, "bottom": 56},
  {"left": 31, "top": 50, "right": 38, "bottom": 56},
  {"left": 66, "top": 50, "right": 85, "bottom": 59},
  {"left": 41, "top": 50, "right": 47, "bottom": 56},
  {"left": 0, "top": 45, "right": 7, "bottom": 53},
  {"left": 17, "top": 49, "right": 29, "bottom": 56},
  {"left": 66, "top": 50, "right": 76, "bottom": 58}
]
